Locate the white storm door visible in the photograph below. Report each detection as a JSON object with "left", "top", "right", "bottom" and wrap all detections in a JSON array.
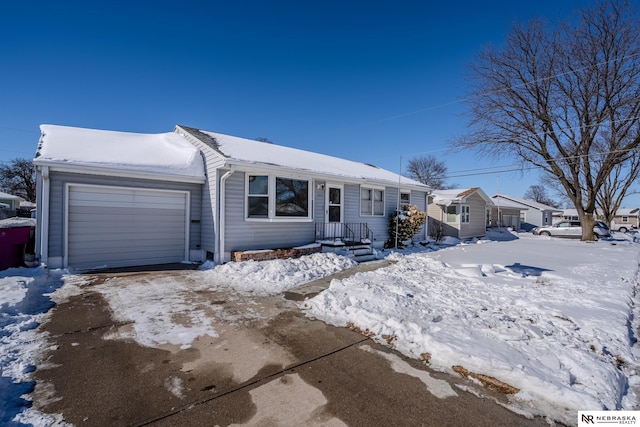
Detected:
[{"left": 324, "top": 184, "right": 343, "bottom": 238}]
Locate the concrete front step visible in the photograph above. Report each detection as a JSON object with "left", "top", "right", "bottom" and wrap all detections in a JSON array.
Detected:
[{"left": 353, "top": 253, "right": 377, "bottom": 263}]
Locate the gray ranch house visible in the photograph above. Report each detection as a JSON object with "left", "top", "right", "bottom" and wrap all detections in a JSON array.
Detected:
[
  {"left": 33, "top": 124, "right": 430, "bottom": 270},
  {"left": 491, "top": 194, "right": 561, "bottom": 232}
]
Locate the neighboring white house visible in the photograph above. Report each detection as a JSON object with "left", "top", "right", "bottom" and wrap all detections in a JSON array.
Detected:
[
  {"left": 491, "top": 194, "right": 562, "bottom": 232},
  {"left": 33, "top": 124, "right": 430, "bottom": 270},
  {"left": 427, "top": 188, "right": 493, "bottom": 239}
]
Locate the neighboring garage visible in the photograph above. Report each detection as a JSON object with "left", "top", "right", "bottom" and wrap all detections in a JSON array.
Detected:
[{"left": 67, "top": 185, "right": 190, "bottom": 270}]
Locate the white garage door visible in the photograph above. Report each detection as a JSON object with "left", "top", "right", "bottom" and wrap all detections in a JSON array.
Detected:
[{"left": 67, "top": 185, "right": 189, "bottom": 269}]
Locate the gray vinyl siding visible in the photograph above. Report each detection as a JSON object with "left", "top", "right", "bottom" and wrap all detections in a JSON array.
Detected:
[
  {"left": 185, "top": 139, "right": 226, "bottom": 255},
  {"left": 343, "top": 184, "right": 387, "bottom": 247},
  {"left": 410, "top": 190, "right": 428, "bottom": 240},
  {"left": 427, "top": 202, "right": 460, "bottom": 238},
  {"left": 314, "top": 180, "right": 326, "bottom": 222},
  {"left": 46, "top": 171, "right": 202, "bottom": 262},
  {"left": 222, "top": 172, "right": 315, "bottom": 253},
  {"left": 459, "top": 193, "right": 487, "bottom": 238}
]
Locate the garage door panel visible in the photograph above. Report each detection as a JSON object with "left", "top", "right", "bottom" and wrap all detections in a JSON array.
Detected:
[
  {"left": 69, "top": 218, "right": 185, "bottom": 232},
  {"left": 68, "top": 233, "right": 186, "bottom": 247},
  {"left": 67, "top": 185, "right": 188, "bottom": 269},
  {"left": 70, "top": 189, "right": 186, "bottom": 209},
  {"left": 68, "top": 244, "right": 186, "bottom": 259}
]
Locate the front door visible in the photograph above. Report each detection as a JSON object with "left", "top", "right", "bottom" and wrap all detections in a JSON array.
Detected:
[{"left": 325, "top": 184, "right": 343, "bottom": 238}]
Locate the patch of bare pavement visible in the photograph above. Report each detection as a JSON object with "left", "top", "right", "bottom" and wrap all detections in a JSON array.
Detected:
[{"left": 32, "top": 264, "right": 557, "bottom": 426}]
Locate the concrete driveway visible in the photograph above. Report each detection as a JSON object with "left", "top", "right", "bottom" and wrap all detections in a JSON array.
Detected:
[{"left": 32, "top": 264, "right": 554, "bottom": 426}]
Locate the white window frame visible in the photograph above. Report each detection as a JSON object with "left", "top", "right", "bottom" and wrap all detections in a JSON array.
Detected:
[
  {"left": 446, "top": 205, "right": 457, "bottom": 223},
  {"left": 400, "top": 191, "right": 411, "bottom": 206},
  {"left": 622, "top": 216, "right": 629, "bottom": 223},
  {"left": 245, "top": 174, "right": 313, "bottom": 222},
  {"left": 461, "top": 205, "right": 470, "bottom": 224},
  {"left": 360, "top": 185, "right": 385, "bottom": 216}
]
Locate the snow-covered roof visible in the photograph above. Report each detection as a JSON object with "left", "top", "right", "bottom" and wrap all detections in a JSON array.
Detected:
[
  {"left": 613, "top": 208, "right": 640, "bottom": 216},
  {"left": 557, "top": 208, "right": 640, "bottom": 217},
  {"left": 430, "top": 187, "right": 492, "bottom": 206},
  {"left": 490, "top": 195, "right": 529, "bottom": 210},
  {"left": 0, "top": 192, "right": 24, "bottom": 201},
  {"left": 491, "top": 194, "right": 560, "bottom": 212},
  {"left": 34, "top": 125, "right": 205, "bottom": 181},
  {"left": 178, "top": 126, "right": 428, "bottom": 189}
]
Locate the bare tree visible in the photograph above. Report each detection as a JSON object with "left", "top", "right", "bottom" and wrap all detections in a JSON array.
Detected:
[
  {"left": 523, "top": 184, "right": 559, "bottom": 207},
  {"left": 405, "top": 155, "right": 449, "bottom": 189},
  {"left": 454, "top": 0, "right": 640, "bottom": 240},
  {"left": 596, "top": 149, "right": 640, "bottom": 227},
  {"left": 0, "top": 158, "right": 36, "bottom": 202}
]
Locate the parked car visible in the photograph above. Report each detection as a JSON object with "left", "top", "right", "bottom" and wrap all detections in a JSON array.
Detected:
[
  {"left": 533, "top": 220, "right": 611, "bottom": 238},
  {"left": 610, "top": 223, "right": 635, "bottom": 233},
  {"left": 596, "top": 221, "right": 610, "bottom": 234}
]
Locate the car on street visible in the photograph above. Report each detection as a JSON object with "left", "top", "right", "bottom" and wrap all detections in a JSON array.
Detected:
[{"left": 533, "top": 220, "right": 611, "bottom": 239}]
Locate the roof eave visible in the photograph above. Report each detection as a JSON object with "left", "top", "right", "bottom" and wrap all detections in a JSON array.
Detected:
[
  {"left": 33, "top": 159, "right": 206, "bottom": 184},
  {"left": 223, "top": 159, "right": 430, "bottom": 190}
]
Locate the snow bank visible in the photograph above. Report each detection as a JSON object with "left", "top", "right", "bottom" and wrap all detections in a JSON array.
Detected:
[
  {"left": 304, "top": 234, "right": 640, "bottom": 425},
  {"left": 0, "top": 267, "right": 66, "bottom": 426},
  {"left": 199, "top": 252, "right": 358, "bottom": 295}
]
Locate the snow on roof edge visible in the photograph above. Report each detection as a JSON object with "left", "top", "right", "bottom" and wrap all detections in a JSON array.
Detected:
[
  {"left": 193, "top": 128, "right": 429, "bottom": 189},
  {"left": 36, "top": 124, "right": 206, "bottom": 180}
]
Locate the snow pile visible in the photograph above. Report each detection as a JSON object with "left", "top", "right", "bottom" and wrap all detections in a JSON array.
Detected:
[
  {"left": 199, "top": 252, "right": 358, "bottom": 295},
  {"left": 0, "top": 267, "right": 66, "bottom": 426},
  {"left": 304, "top": 234, "right": 640, "bottom": 425},
  {"left": 0, "top": 217, "right": 36, "bottom": 229}
]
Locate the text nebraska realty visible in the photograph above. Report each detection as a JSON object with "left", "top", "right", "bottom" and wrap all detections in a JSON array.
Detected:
[{"left": 581, "top": 413, "right": 637, "bottom": 425}]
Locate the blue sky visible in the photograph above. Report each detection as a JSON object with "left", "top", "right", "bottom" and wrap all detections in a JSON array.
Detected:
[{"left": 4, "top": 0, "right": 629, "bottom": 207}]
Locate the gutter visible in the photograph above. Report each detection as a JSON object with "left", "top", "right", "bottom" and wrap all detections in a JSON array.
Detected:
[
  {"left": 39, "top": 166, "right": 50, "bottom": 265},
  {"left": 216, "top": 167, "right": 235, "bottom": 263},
  {"left": 223, "top": 160, "right": 429, "bottom": 192},
  {"left": 32, "top": 161, "right": 206, "bottom": 184}
]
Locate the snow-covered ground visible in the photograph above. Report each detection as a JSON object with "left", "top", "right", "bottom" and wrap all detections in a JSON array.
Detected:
[{"left": 2, "top": 230, "right": 640, "bottom": 425}]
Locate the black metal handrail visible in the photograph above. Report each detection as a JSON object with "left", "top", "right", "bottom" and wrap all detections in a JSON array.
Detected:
[{"left": 315, "top": 222, "right": 373, "bottom": 245}]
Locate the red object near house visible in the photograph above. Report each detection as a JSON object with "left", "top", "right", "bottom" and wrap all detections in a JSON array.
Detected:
[{"left": 0, "top": 221, "right": 35, "bottom": 270}]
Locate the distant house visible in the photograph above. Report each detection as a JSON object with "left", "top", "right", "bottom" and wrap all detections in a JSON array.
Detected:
[
  {"left": 0, "top": 192, "right": 25, "bottom": 220},
  {"left": 554, "top": 209, "right": 579, "bottom": 222},
  {"left": 552, "top": 208, "right": 639, "bottom": 232},
  {"left": 33, "top": 124, "right": 430, "bottom": 270},
  {"left": 487, "top": 196, "right": 525, "bottom": 230},
  {"left": 0, "top": 191, "right": 24, "bottom": 210},
  {"left": 491, "top": 194, "right": 562, "bottom": 232},
  {"left": 609, "top": 208, "right": 639, "bottom": 232},
  {"left": 427, "top": 188, "right": 492, "bottom": 239}
]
